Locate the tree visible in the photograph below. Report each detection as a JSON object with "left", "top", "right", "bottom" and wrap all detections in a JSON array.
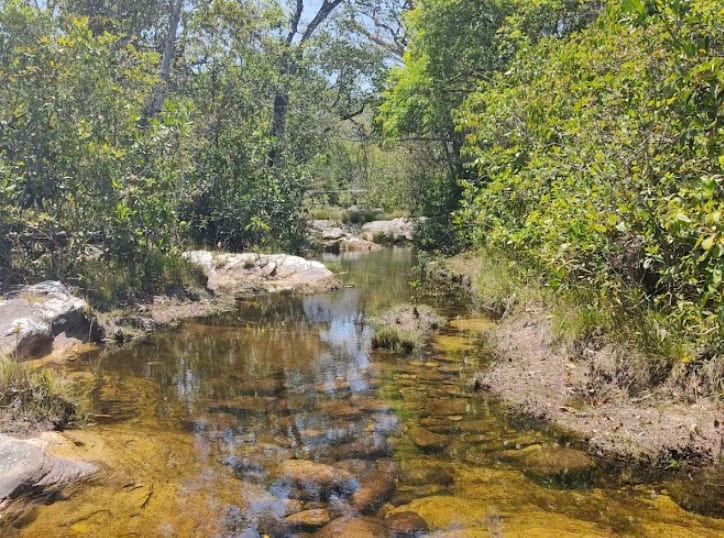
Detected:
[
  {"left": 268, "top": 0, "right": 346, "bottom": 168},
  {"left": 376, "top": 0, "right": 603, "bottom": 252},
  {"left": 150, "top": 0, "right": 184, "bottom": 117}
]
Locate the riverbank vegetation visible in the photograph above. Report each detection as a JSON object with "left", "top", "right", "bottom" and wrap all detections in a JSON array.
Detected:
[
  {"left": 1, "top": 0, "right": 722, "bottom": 400},
  {"left": 0, "top": 0, "right": 420, "bottom": 306},
  {"left": 380, "top": 0, "right": 723, "bottom": 399},
  {"left": 0, "top": 355, "right": 87, "bottom": 432}
]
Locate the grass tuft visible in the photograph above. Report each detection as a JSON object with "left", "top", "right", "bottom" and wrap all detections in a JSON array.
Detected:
[
  {"left": 0, "top": 355, "right": 88, "bottom": 431},
  {"left": 371, "top": 326, "right": 418, "bottom": 353},
  {"left": 76, "top": 252, "right": 207, "bottom": 310}
]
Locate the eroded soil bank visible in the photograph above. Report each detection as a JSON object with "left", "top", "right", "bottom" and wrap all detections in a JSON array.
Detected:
[{"left": 429, "top": 253, "right": 723, "bottom": 468}]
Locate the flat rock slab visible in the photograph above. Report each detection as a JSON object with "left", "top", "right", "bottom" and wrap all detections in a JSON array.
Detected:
[
  {"left": 0, "top": 281, "right": 102, "bottom": 359},
  {"left": 184, "top": 250, "right": 340, "bottom": 296},
  {"left": 0, "top": 432, "right": 98, "bottom": 501}
]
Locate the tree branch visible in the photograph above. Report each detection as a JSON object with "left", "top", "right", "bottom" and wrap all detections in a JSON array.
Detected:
[
  {"left": 286, "top": 0, "right": 304, "bottom": 45},
  {"left": 298, "top": 0, "right": 345, "bottom": 46}
]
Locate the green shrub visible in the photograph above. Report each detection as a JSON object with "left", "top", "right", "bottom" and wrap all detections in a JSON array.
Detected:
[
  {"left": 75, "top": 252, "right": 207, "bottom": 310},
  {"left": 458, "top": 1, "right": 724, "bottom": 356}
]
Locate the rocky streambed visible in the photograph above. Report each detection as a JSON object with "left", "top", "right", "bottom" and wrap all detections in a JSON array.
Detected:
[{"left": 2, "top": 249, "right": 723, "bottom": 536}]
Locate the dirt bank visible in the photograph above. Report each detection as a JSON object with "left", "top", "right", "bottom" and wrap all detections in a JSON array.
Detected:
[
  {"left": 476, "top": 309, "right": 722, "bottom": 466},
  {"left": 429, "top": 254, "right": 723, "bottom": 467}
]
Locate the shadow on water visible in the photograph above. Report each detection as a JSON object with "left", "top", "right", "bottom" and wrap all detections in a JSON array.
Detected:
[{"left": 8, "top": 247, "right": 724, "bottom": 537}]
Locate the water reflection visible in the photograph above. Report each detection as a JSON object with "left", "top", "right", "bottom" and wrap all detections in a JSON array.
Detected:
[{"left": 9, "top": 247, "right": 724, "bottom": 537}]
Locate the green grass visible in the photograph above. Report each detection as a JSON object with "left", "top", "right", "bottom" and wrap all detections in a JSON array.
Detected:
[
  {"left": 307, "top": 206, "right": 346, "bottom": 221},
  {"left": 76, "top": 251, "right": 207, "bottom": 310},
  {"left": 371, "top": 326, "right": 418, "bottom": 354},
  {"left": 0, "top": 355, "right": 89, "bottom": 430}
]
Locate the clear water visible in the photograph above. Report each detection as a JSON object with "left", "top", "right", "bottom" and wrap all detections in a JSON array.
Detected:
[{"left": 5, "top": 248, "right": 723, "bottom": 537}]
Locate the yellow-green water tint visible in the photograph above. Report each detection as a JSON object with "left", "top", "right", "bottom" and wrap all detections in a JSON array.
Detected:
[
  {"left": 449, "top": 318, "right": 496, "bottom": 333},
  {"left": 6, "top": 248, "right": 723, "bottom": 537}
]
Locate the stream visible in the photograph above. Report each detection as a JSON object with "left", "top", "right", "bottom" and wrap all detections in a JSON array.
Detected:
[{"left": 7, "top": 248, "right": 724, "bottom": 536}]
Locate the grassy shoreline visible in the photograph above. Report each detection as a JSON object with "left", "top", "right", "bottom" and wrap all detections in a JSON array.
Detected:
[
  {"left": 0, "top": 355, "right": 88, "bottom": 434},
  {"left": 422, "top": 250, "right": 723, "bottom": 467}
]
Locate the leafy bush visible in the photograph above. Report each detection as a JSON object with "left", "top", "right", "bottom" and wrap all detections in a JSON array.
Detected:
[
  {"left": 458, "top": 1, "right": 724, "bottom": 359},
  {"left": 76, "top": 252, "right": 207, "bottom": 310}
]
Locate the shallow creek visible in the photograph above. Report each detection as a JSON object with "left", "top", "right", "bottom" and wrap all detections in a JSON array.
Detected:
[{"left": 8, "top": 248, "right": 724, "bottom": 536}]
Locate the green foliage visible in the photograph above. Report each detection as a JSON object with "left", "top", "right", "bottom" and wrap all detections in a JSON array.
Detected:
[
  {"left": 458, "top": 1, "right": 724, "bottom": 356},
  {"left": 1, "top": 0, "right": 395, "bottom": 297},
  {"left": 77, "top": 251, "right": 206, "bottom": 310},
  {"left": 0, "top": 1, "right": 196, "bottom": 292},
  {"left": 378, "top": 0, "right": 603, "bottom": 253}
]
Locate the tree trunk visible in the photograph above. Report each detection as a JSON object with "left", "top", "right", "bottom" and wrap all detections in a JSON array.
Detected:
[
  {"left": 267, "top": 0, "right": 346, "bottom": 169},
  {"left": 150, "top": 0, "right": 184, "bottom": 117}
]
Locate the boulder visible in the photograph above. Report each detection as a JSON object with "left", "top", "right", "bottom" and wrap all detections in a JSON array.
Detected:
[
  {"left": 183, "top": 251, "right": 339, "bottom": 296},
  {"left": 309, "top": 220, "right": 347, "bottom": 241},
  {"left": 307, "top": 220, "right": 382, "bottom": 253},
  {"left": 360, "top": 218, "right": 422, "bottom": 244},
  {"left": 0, "top": 281, "right": 103, "bottom": 359},
  {"left": 0, "top": 433, "right": 98, "bottom": 501}
]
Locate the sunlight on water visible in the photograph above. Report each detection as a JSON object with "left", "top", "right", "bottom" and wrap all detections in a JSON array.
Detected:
[{"left": 5, "top": 248, "right": 723, "bottom": 537}]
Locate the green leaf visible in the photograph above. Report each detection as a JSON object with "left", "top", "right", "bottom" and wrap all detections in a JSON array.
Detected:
[{"left": 622, "top": 0, "right": 645, "bottom": 16}]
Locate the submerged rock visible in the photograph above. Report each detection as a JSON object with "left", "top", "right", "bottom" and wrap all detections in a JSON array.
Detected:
[
  {"left": 233, "top": 376, "right": 287, "bottom": 396},
  {"left": 423, "top": 398, "right": 468, "bottom": 417},
  {"left": 336, "top": 435, "right": 392, "bottom": 460},
  {"left": 273, "top": 459, "right": 357, "bottom": 501},
  {"left": 0, "top": 281, "right": 103, "bottom": 359},
  {"left": 497, "top": 444, "right": 595, "bottom": 485},
  {"left": 284, "top": 507, "right": 331, "bottom": 530},
  {"left": 316, "top": 515, "right": 390, "bottom": 538},
  {"left": 0, "top": 433, "right": 98, "bottom": 501},
  {"left": 384, "top": 511, "right": 430, "bottom": 537},
  {"left": 398, "top": 461, "right": 454, "bottom": 487},
  {"left": 410, "top": 427, "right": 449, "bottom": 452},
  {"left": 350, "top": 460, "right": 397, "bottom": 514}
]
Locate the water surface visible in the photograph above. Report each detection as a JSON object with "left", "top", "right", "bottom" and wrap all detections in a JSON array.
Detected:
[{"left": 8, "top": 248, "right": 724, "bottom": 536}]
